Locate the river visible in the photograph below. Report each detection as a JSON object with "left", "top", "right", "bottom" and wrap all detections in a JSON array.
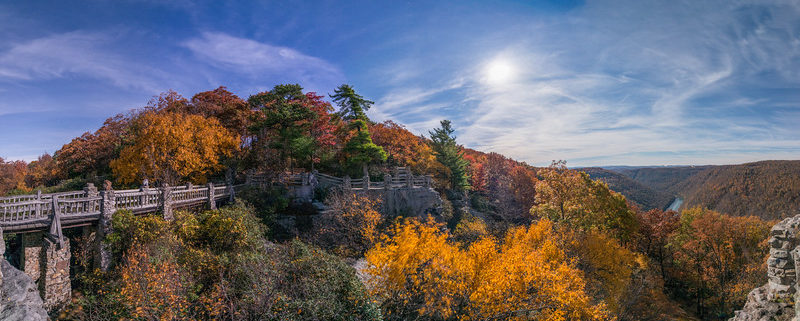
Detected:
[{"left": 667, "top": 197, "right": 683, "bottom": 211}]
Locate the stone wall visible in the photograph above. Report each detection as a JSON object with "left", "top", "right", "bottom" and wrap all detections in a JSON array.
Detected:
[
  {"left": 381, "top": 187, "right": 443, "bottom": 217},
  {"left": 731, "top": 214, "right": 800, "bottom": 321},
  {"left": 21, "top": 233, "right": 42, "bottom": 283},
  {"left": 40, "top": 238, "right": 71, "bottom": 311}
]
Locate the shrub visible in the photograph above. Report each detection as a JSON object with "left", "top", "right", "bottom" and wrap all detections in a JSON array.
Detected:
[{"left": 313, "top": 190, "right": 383, "bottom": 257}]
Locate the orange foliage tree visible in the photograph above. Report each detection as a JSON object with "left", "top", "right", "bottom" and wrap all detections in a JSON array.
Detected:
[
  {"left": 364, "top": 218, "right": 609, "bottom": 320},
  {"left": 25, "top": 153, "right": 61, "bottom": 188},
  {"left": 110, "top": 111, "right": 238, "bottom": 185},
  {"left": 0, "top": 157, "right": 28, "bottom": 194},
  {"left": 56, "top": 114, "right": 131, "bottom": 179},
  {"left": 668, "top": 207, "right": 770, "bottom": 319},
  {"left": 369, "top": 121, "right": 440, "bottom": 176},
  {"left": 119, "top": 244, "right": 191, "bottom": 320}
]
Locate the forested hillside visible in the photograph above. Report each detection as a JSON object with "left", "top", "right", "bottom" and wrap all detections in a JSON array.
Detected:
[
  {"left": 615, "top": 166, "right": 711, "bottom": 195},
  {"left": 674, "top": 161, "right": 800, "bottom": 220},
  {"left": 580, "top": 167, "right": 674, "bottom": 210},
  {"left": 599, "top": 161, "right": 800, "bottom": 220}
]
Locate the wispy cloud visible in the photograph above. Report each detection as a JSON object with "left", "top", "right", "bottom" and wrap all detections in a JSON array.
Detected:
[
  {"left": 0, "top": 31, "right": 168, "bottom": 92},
  {"left": 182, "top": 32, "right": 344, "bottom": 91},
  {"left": 373, "top": 0, "right": 800, "bottom": 166}
]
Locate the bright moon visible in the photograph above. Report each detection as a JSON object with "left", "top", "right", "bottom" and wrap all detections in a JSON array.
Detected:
[{"left": 485, "top": 59, "right": 515, "bottom": 85}]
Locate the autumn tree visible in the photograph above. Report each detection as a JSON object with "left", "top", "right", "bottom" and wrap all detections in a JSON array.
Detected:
[
  {"left": 25, "top": 153, "right": 60, "bottom": 188},
  {"left": 667, "top": 207, "right": 770, "bottom": 319},
  {"left": 429, "top": 120, "right": 470, "bottom": 192},
  {"left": 635, "top": 208, "right": 680, "bottom": 280},
  {"left": 369, "top": 121, "right": 440, "bottom": 177},
  {"left": 531, "top": 161, "right": 638, "bottom": 243},
  {"left": 364, "top": 218, "right": 609, "bottom": 320},
  {"left": 0, "top": 157, "right": 28, "bottom": 195},
  {"left": 110, "top": 111, "right": 238, "bottom": 185},
  {"left": 330, "top": 84, "right": 373, "bottom": 120},
  {"left": 189, "top": 86, "right": 252, "bottom": 137},
  {"left": 56, "top": 114, "right": 131, "bottom": 179}
]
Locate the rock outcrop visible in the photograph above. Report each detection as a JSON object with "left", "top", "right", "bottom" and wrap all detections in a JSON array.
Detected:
[
  {"left": 731, "top": 214, "right": 800, "bottom": 321},
  {"left": 0, "top": 260, "right": 49, "bottom": 321}
]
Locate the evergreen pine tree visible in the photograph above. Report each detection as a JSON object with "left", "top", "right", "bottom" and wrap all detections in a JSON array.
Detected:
[{"left": 429, "top": 120, "right": 471, "bottom": 192}]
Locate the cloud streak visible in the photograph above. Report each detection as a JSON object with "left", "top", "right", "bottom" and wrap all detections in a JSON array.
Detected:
[
  {"left": 0, "top": 31, "right": 168, "bottom": 92},
  {"left": 182, "top": 32, "right": 344, "bottom": 91},
  {"left": 373, "top": 0, "right": 800, "bottom": 166}
]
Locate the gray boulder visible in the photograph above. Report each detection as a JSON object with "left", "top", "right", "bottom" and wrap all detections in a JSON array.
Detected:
[{"left": 0, "top": 260, "right": 49, "bottom": 321}]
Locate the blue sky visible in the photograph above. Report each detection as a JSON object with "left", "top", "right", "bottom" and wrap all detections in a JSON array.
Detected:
[{"left": 1, "top": 0, "right": 798, "bottom": 166}]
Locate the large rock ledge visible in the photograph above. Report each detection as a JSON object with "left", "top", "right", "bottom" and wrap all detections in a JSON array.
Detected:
[
  {"left": 1, "top": 259, "right": 49, "bottom": 321},
  {"left": 731, "top": 214, "right": 800, "bottom": 321}
]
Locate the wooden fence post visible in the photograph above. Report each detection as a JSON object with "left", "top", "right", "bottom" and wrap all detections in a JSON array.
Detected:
[
  {"left": 97, "top": 180, "right": 115, "bottom": 271},
  {"left": 36, "top": 189, "right": 42, "bottom": 217},
  {"left": 207, "top": 182, "right": 216, "bottom": 210},
  {"left": 384, "top": 174, "right": 393, "bottom": 191},
  {"left": 161, "top": 183, "right": 173, "bottom": 221}
]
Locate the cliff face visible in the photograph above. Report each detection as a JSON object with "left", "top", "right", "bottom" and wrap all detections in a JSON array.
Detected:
[
  {"left": 0, "top": 260, "right": 49, "bottom": 321},
  {"left": 731, "top": 214, "right": 800, "bottom": 321}
]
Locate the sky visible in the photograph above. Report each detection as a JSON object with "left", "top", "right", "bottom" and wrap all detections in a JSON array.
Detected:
[{"left": 0, "top": 0, "right": 798, "bottom": 167}]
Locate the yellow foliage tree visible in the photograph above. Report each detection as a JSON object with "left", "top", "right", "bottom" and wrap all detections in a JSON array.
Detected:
[
  {"left": 567, "top": 229, "right": 646, "bottom": 315},
  {"left": 531, "top": 161, "right": 638, "bottom": 243},
  {"left": 364, "top": 218, "right": 609, "bottom": 320},
  {"left": 111, "top": 111, "right": 239, "bottom": 185}
]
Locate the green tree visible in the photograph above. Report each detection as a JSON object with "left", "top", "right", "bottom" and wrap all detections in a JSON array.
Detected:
[
  {"left": 330, "top": 84, "right": 374, "bottom": 120},
  {"left": 249, "top": 84, "right": 335, "bottom": 171},
  {"left": 429, "top": 120, "right": 470, "bottom": 192},
  {"left": 342, "top": 119, "right": 387, "bottom": 177}
]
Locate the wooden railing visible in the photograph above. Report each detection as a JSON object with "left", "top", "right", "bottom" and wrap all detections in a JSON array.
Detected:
[
  {"left": 251, "top": 167, "right": 434, "bottom": 191},
  {"left": 0, "top": 182, "right": 237, "bottom": 233},
  {"left": 0, "top": 167, "right": 430, "bottom": 234}
]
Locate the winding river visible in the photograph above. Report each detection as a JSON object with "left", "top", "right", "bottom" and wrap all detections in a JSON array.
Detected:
[{"left": 667, "top": 197, "right": 683, "bottom": 211}]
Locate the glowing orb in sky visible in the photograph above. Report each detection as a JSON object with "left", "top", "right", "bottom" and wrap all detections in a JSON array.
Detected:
[{"left": 485, "top": 58, "right": 515, "bottom": 85}]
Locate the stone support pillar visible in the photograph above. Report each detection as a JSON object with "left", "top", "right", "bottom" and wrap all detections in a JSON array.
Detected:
[
  {"left": 161, "top": 183, "right": 173, "bottom": 221},
  {"left": 384, "top": 174, "right": 393, "bottom": 191},
  {"left": 84, "top": 183, "right": 98, "bottom": 198},
  {"left": 245, "top": 170, "right": 253, "bottom": 185},
  {"left": 40, "top": 236, "right": 71, "bottom": 310},
  {"left": 343, "top": 176, "right": 351, "bottom": 190},
  {"left": 0, "top": 228, "right": 4, "bottom": 289},
  {"left": 96, "top": 181, "right": 115, "bottom": 271},
  {"left": 207, "top": 182, "right": 216, "bottom": 210},
  {"left": 21, "top": 232, "right": 43, "bottom": 282},
  {"left": 407, "top": 174, "right": 414, "bottom": 188}
]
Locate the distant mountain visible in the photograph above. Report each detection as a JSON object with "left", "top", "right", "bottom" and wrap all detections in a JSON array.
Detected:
[
  {"left": 673, "top": 160, "right": 800, "bottom": 220},
  {"left": 595, "top": 161, "right": 800, "bottom": 220},
  {"left": 579, "top": 167, "right": 674, "bottom": 211},
  {"left": 614, "top": 165, "right": 712, "bottom": 195}
]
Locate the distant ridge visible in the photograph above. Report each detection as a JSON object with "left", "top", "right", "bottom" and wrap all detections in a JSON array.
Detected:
[{"left": 589, "top": 160, "right": 800, "bottom": 220}]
